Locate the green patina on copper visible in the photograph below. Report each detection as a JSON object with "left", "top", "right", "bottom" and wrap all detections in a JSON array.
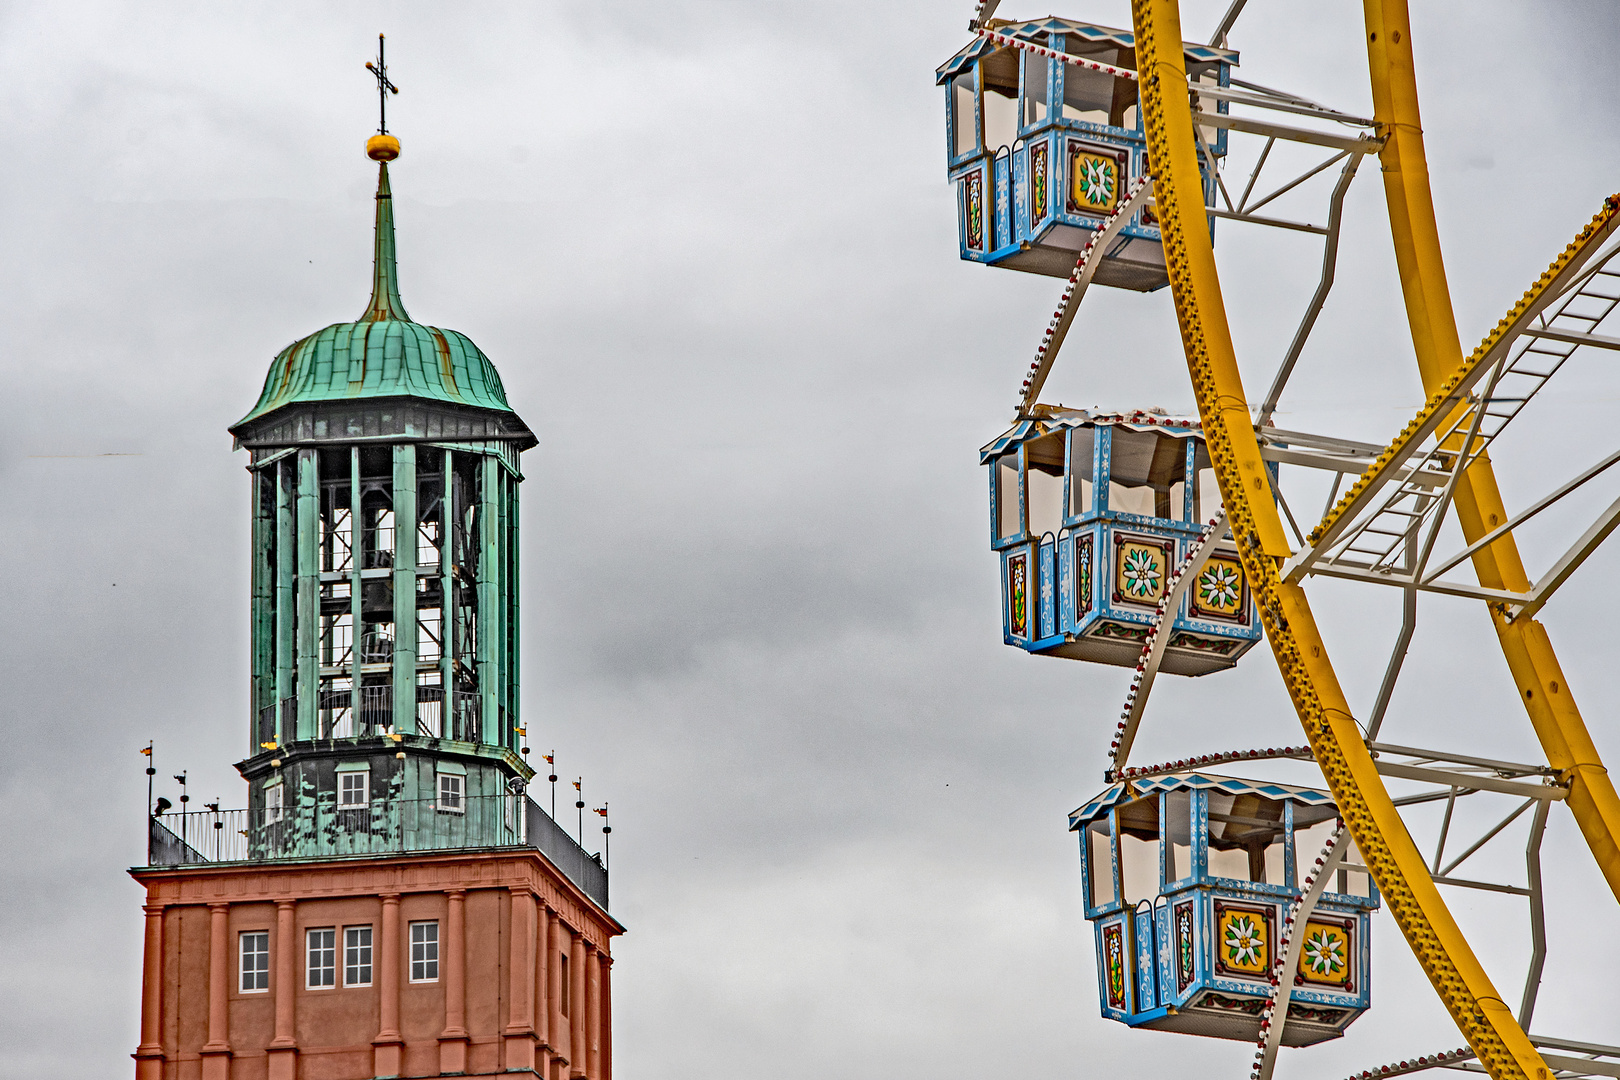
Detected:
[{"left": 234, "top": 162, "right": 514, "bottom": 429}]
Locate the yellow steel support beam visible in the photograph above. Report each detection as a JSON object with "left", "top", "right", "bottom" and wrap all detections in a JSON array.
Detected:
[
  {"left": 1130, "top": 1, "right": 1546, "bottom": 1076},
  {"left": 1362, "top": 0, "right": 1620, "bottom": 900}
]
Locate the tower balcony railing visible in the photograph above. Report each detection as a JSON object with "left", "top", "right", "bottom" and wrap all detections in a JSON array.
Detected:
[{"left": 145, "top": 793, "right": 607, "bottom": 909}]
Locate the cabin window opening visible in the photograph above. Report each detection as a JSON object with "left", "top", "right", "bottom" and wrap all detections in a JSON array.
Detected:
[
  {"left": 1068, "top": 427, "right": 1095, "bottom": 517},
  {"left": 1164, "top": 790, "right": 1193, "bottom": 883},
  {"left": 1025, "top": 434, "right": 1066, "bottom": 537},
  {"left": 1086, "top": 818, "right": 1117, "bottom": 908},
  {"left": 983, "top": 87, "right": 1018, "bottom": 154},
  {"left": 1193, "top": 447, "right": 1223, "bottom": 521},
  {"left": 1208, "top": 793, "right": 1287, "bottom": 884},
  {"left": 952, "top": 72, "right": 977, "bottom": 157},
  {"left": 1060, "top": 41, "right": 1138, "bottom": 128},
  {"left": 1109, "top": 428, "right": 1187, "bottom": 519},
  {"left": 1295, "top": 815, "right": 1335, "bottom": 889},
  {"left": 1340, "top": 839, "right": 1372, "bottom": 897},
  {"left": 1189, "top": 61, "right": 1223, "bottom": 151},
  {"left": 996, "top": 454, "right": 1022, "bottom": 539},
  {"left": 980, "top": 46, "right": 1020, "bottom": 152},
  {"left": 1023, "top": 49, "right": 1049, "bottom": 126},
  {"left": 1116, "top": 796, "right": 1161, "bottom": 904}
]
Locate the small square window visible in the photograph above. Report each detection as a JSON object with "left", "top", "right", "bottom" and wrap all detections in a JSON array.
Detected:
[
  {"left": 306, "top": 928, "right": 336, "bottom": 989},
  {"left": 240, "top": 931, "right": 270, "bottom": 993},
  {"left": 339, "top": 771, "right": 369, "bottom": 808},
  {"left": 344, "top": 926, "right": 373, "bottom": 986},
  {"left": 437, "top": 773, "right": 464, "bottom": 813},
  {"left": 409, "top": 921, "right": 439, "bottom": 982},
  {"left": 263, "top": 783, "right": 283, "bottom": 824}
]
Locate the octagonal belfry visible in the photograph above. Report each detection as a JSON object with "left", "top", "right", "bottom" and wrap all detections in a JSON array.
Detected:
[{"left": 230, "top": 158, "right": 538, "bottom": 841}]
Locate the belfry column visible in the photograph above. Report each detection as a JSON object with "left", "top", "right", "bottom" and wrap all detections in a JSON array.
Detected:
[
  {"left": 296, "top": 449, "right": 320, "bottom": 737},
  {"left": 392, "top": 444, "right": 418, "bottom": 734},
  {"left": 134, "top": 904, "right": 166, "bottom": 1080},
  {"left": 201, "top": 903, "right": 232, "bottom": 1080}
]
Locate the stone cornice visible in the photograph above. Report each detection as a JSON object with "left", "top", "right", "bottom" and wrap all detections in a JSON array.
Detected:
[{"left": 131, "top": 849, "right": 622, "bottom": 948}]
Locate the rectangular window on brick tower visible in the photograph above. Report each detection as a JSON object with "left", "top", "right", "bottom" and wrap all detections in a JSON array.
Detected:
[
  {"left": 410, "top": 921, "right": 439, "bottom": 982},
  {"left": 307, "top": 928, "right": 336, "bottom": 988},
  {"left": 240, "top": 932, "right": 270, "bottom": 992},
  {"left": 345, "top": 926, "right": 373, "bottom": 986},
  {"left": 560, "top": 951, "right": 570, "bottom": 1016}
]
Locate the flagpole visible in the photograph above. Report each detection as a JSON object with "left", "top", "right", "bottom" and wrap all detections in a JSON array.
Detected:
[
  {"left": 574, "top": 778, "right": 584, "bottom": 845},
  {"left": 143, "top": 741, "right": 156, "bottom": 863}
]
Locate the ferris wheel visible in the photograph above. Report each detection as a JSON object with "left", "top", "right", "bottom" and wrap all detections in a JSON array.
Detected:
[{"left": 939, "top": 3, "right": 1620, "bottom": 1080}]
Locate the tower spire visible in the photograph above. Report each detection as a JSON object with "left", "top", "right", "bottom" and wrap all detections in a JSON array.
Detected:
[
  {"left": 362, "top": 34, "right": 407, "bottom": 322},
  {"left": 360, "top": 162, "right": 409, "bottom": 322}
]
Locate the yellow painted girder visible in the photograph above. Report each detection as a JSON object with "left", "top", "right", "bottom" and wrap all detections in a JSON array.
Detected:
[
  {"left": 1306, "top": 196, "right": 1620, "bottom": 551},
  {"left": 1130, "top": 1, "right": 1547, "bottom": 1076},
  {"left": 1361, "top": 0, "right": 1620, "bottom": 903}
]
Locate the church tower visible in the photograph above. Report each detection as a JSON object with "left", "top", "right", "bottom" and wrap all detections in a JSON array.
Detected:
[{"left": 131, "top": 44, "right": 619, "bottom": 1080}]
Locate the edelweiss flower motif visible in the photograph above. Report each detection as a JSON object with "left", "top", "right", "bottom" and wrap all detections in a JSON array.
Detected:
[
  {"left": 1198, "top": 562, "right": 1241, "bottom": 610},
  {"left": 1303, "top": 928, "right": 1346, "bottom": 976},
  {"left": 1224, "top": 915, "right": 1263, "bottom": 966},
  {"left": 1122, "top": 547, "right": 1162, "bottom": 598},
  {"left": 1079, "top": 157, "right": 1117, "bottom": 206}
]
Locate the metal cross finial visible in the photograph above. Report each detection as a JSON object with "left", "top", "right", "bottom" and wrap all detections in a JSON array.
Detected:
[{"left": 364, "top": 33, "right": 400, "bottom": 135}]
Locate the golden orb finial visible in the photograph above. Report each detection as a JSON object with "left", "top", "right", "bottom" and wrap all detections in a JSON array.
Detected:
[{"left": 367, "top": 133, "right": 400, "bottom": 161}]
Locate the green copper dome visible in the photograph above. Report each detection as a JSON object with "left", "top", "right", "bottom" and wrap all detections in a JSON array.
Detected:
[{"left": 234, "top": 162, "right": 518, "bottom": 430}]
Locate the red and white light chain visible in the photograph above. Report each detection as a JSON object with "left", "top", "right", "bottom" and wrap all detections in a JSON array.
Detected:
[
  {"left": 1112, "top": 746, "right": 1314, "bottom": 783},
  {"left": 1018, "top": 175, "right": 1154, "bottom": 407},
  {"left": 1096, "top": 409, "right": 1204, "bottom": 429},
  {"left": 1248, "top": 822, "right": 1347, "bottom": 1080},
  {"left": 975, "top": 27, "right": 1141, "bottom": 82},
  {"left": 1105, "top": 514, "right": 1223, "bottom": 770},
  {"left": 1339, "top": 1050, "right": 1474, "bottom": 1080}
]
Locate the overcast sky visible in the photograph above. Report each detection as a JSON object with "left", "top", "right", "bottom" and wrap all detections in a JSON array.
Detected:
[{"left": 3, "top": 2, "right": 1619, "bottom": 1077}]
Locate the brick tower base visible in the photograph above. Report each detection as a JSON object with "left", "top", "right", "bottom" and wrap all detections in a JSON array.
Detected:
[{"left": 131, "top": 848, "right": 618, "bottom": 1080}]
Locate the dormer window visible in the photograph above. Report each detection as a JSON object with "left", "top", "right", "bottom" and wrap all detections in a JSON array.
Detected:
[
  {"left": 338, "top": 767, "right": 369, "bottom": 809},
  {"left": 437, "top": 771, "right": 464, "bottom": 813}
]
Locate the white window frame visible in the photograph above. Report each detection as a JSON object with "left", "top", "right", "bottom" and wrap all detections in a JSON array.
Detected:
[
  {"left": 344, "top": 925, "right": 373, "bottom": 987},
  {"left": 263, "top": 781, "right": 283, "bottom": 824},
  {"left": 240, "top": 931, "right": 270, "bottom": 993},
  {"left": 409, "top": 920, "right": 440, "bottom": 982},
  {"left": 437, "top": 772, "right": 464, "bottom": 814},
  {"left": 338, "top": 769, "right": 369, "bottom": 809},
  {"left": 306, "top": 927, "right": 336, "bottom": 989}
]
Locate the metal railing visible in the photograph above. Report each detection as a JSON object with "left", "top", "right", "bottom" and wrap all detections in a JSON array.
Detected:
[{"left": 145, "top": 794, "right": 607, "bottom": 909}]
